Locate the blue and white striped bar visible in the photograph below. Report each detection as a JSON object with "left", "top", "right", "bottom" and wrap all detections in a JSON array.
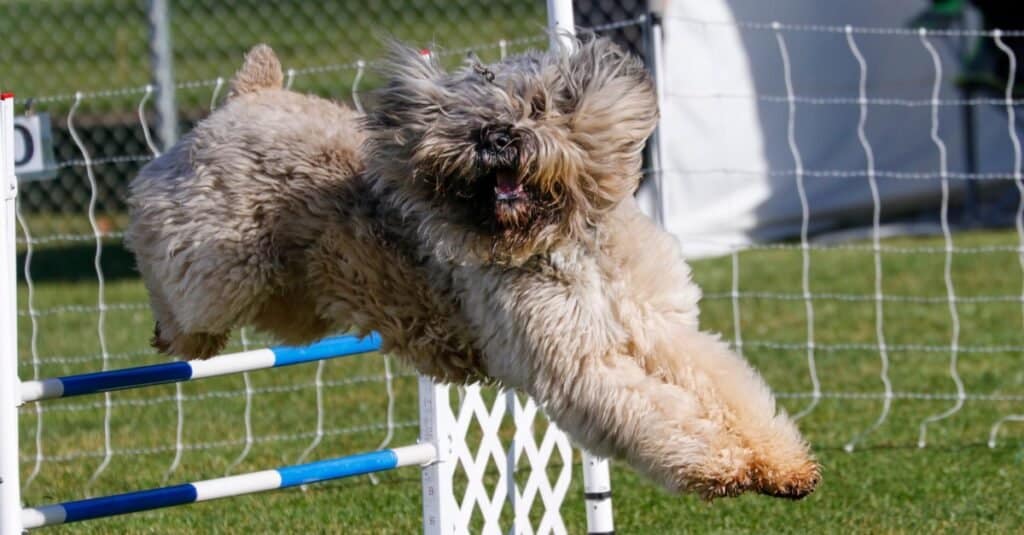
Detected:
[
  {"left": 20, "top": 333, "right": 383, "bottom": 403},
  {"left": 20, "top": 443, "right": 435, "bottom": 529}
]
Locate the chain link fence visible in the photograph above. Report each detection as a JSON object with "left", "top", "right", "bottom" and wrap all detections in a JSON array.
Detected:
[{"left": 9, "top": 1, "right": 645, "bottom": 242}]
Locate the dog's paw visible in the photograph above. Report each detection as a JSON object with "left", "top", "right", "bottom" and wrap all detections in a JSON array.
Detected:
[
  {"left": 151, "top": 322, "right": 171, "bottom": 354},
  {"left": 753, "top": 458, "right": 821, "bottom": 500},
  {"left": 680, "top": 451, "right": 820, "bottom": 501},
  {"left": 152, "top": 323, "right": 229, "bottom": 360}
]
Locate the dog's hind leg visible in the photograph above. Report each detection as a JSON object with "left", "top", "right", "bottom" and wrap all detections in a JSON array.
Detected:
[
  {"left": 153, "top": 321, "right": 229, "bottom": 360},
  {"left": 250, "top": 288, "right": 332, "bottom": 347},
  {"left": 133, "top": 249, "right": 229, "bottom": 359}
]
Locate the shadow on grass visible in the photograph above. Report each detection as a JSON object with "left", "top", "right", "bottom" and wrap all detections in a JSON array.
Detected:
[{"left": 17, "top": 242, "right": 140, "bottom": 283}]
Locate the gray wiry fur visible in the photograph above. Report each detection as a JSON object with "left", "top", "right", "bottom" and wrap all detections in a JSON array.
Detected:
[
  {"left": 127, "top": 39, "right": 819, "bottom": 499},
  {"left": 127, "top": 44, "right": 482, "bottom": 380}
]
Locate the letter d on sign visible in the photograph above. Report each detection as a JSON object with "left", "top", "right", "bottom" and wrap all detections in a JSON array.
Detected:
[
  {"left": 13, "top": 113, "right": 56, "bottom": 182},
  {"left": 13, "top": 124, "right": 33, "bottom": 168}
]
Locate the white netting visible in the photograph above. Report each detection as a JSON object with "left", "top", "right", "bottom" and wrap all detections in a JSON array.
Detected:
[{"left": 653, "top": 6, "right": 1024, "bottom": 452}]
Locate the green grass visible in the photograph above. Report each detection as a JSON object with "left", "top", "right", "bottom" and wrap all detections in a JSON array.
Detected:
[{"left": 11, "top": 228, "right": 1024, "bottom": 533}]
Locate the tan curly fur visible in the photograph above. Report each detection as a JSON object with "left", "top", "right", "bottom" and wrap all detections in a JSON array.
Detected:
[{"left": 127, "top": 39, "right": 819, "bottom": 499}]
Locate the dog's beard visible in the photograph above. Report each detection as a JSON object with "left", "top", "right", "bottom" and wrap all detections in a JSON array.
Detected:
[
  {"left": 430, "top": 131, "right": 551, "bottom": 237},
  {"left": 438, "top": 167, "right": 539, "bottom": 234}
]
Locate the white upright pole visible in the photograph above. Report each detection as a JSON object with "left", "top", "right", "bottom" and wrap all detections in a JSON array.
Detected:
[
  {"left": 581, "top": 452, "right": 614, "bottom": 535},
  {"left": 648, "top": 16, "right": 669, "bottom": 229},
  {"left": 0, "top": 92, "right": 23, "bottom": 535},
  {"left": 547, "top": 0, "right": 576, "bottom": 51},
  {"left": 147, "top": 0, "right": 178, "bottom": 150},
  {"left": 419, "top": 376, "right": 456, "bottom": 535}
]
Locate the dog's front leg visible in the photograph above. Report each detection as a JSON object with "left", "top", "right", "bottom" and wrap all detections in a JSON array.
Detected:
[
  {"left": 457, "top": 262, "right": 815, "bottom": 498},
  {"left": 637, "top": 323, "right": 821, "bottom": 499}
]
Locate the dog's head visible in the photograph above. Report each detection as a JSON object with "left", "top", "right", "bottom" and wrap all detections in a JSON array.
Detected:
[{"left": 366, "top": 36, "right": 658, "bottom": 262}]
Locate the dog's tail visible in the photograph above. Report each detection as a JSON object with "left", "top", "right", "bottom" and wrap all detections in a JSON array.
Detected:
[{"left": 228, "top": 44, "right": 283, "bottom": 98}]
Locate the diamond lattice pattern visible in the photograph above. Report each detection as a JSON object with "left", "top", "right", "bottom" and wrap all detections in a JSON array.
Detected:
[{"left": 446, "top": 385, "right": 574, "bottom": 535}]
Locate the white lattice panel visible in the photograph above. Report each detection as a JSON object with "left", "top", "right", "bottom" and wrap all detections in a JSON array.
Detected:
[
  {"left": 420, "top": 378, "right": 574, "bottom": 535},
  {"left": 506, "top": 393, "right": 573, "bottom": 535}
]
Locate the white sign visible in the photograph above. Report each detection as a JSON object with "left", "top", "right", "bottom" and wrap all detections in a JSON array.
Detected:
[{"left": 14, "top": 113, "right": 56, "bottom": 181}]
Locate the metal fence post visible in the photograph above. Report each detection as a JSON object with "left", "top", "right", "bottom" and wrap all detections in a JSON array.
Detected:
[
  {"left": 642, "top": 13, "right": 667, "bottom": 228},
  {"left": 547, "top": 0, "right": 576, "bottom": 50},
  {"left": 147, "top": 0, "right": 178, "bottom": 151},
  {"left": 0, "top": 92, "right": 23, "bottom": 535}
]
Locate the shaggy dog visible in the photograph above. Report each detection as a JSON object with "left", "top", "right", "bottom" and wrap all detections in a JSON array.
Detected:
[{"left": 127, "top": 40, "right": 820, "bottom": 499}]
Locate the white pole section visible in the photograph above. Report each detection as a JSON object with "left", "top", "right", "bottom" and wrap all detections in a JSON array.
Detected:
[
  {"left": 645, "top": 15, "right": 668, "bottom": 229},
  {"left": 547, "top": 0, "right": 576, "bottom": 51},
  {"left": 419, "top": 376, "right": 456, "bottom": 534},
  {"left": 581, "top": 452, "right": 614, "bottom": 535},
  {"left": 146, "top": 0, "right": 178, "bottom": 150},
  {"left": 0, "top": 92, "right": 23, "bottom": 535}
]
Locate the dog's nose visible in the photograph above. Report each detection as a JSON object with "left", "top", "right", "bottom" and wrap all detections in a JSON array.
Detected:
[{"left": 486, "top": 130, "right": 513, "bottom": 151}]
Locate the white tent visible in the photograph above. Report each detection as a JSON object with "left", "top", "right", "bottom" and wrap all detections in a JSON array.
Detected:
[{"left": 640, "top": 0, "right": 1019, "bottom": 258}]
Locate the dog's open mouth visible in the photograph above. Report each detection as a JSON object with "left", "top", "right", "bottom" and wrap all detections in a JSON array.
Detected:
[
  {"left": 494, "top": 169, "right": 525, "bottom": 201},
  {"left": 492, "top": 168, "right": 531, "bottom": 228}
]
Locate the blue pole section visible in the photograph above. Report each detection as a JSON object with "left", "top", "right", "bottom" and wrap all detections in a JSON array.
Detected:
[
  {"left": 63, "top": 485, "right": 198, "bottom": 524},
  {"left": 21, "top": 333, "right": 383, "bottom": 403},
  {"left": 277, "top": 449, "right": 398, "bottom": 488},
  {"left": 272, "top": 332, "right": 382, "bottom": 366},
  {"left": 59, "top": 361, "right": 193, "bottom": 397}
]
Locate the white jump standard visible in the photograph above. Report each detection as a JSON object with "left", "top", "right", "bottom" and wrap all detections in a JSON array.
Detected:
[
  {"left": 0, "top": 91, "right": 23, "bottom": 535},
  {"left": 6, "top": 326, "right": 615, "bottom": 532}
]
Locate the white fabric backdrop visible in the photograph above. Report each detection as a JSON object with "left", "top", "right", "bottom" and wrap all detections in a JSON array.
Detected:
[{"left": 642, "top": 0, "right": 1018, "bottom": 258}]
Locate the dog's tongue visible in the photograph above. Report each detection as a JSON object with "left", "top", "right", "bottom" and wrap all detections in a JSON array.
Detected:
[{"left": 495, "top": 170, "right": 522, "bottom": 198}]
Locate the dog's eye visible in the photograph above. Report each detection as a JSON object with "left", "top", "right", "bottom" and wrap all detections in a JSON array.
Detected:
[{"left": 473, "top": 62, "right": 495, "bottom": 83}]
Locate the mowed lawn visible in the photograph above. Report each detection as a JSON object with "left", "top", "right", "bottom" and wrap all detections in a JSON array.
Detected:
[{"left": 13, "top": 228, "right": 1024, "bottom": 534}]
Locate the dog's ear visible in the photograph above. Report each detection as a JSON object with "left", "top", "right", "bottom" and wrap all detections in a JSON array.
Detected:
[
  {"left": 563, "top": 37, "right": 658, "bottom": 146},
  {"left": 228, "top": 44, "right": 284, "bottom": 98},
  {"left": 368, "top": 41, "right": 448, "bottom": 129},
  {"left": 561, "top": 37, "right": 658, "bottom": 204}
]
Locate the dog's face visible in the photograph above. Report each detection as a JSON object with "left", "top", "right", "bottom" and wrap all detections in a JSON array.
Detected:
[{"left": 366, "top": 37, "right": 658, "bottom": 258}]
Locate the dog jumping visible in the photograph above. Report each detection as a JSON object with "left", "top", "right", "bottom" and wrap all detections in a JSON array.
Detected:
[{"left": 127, "top": 40, "right": 820, "bottom": 499}]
